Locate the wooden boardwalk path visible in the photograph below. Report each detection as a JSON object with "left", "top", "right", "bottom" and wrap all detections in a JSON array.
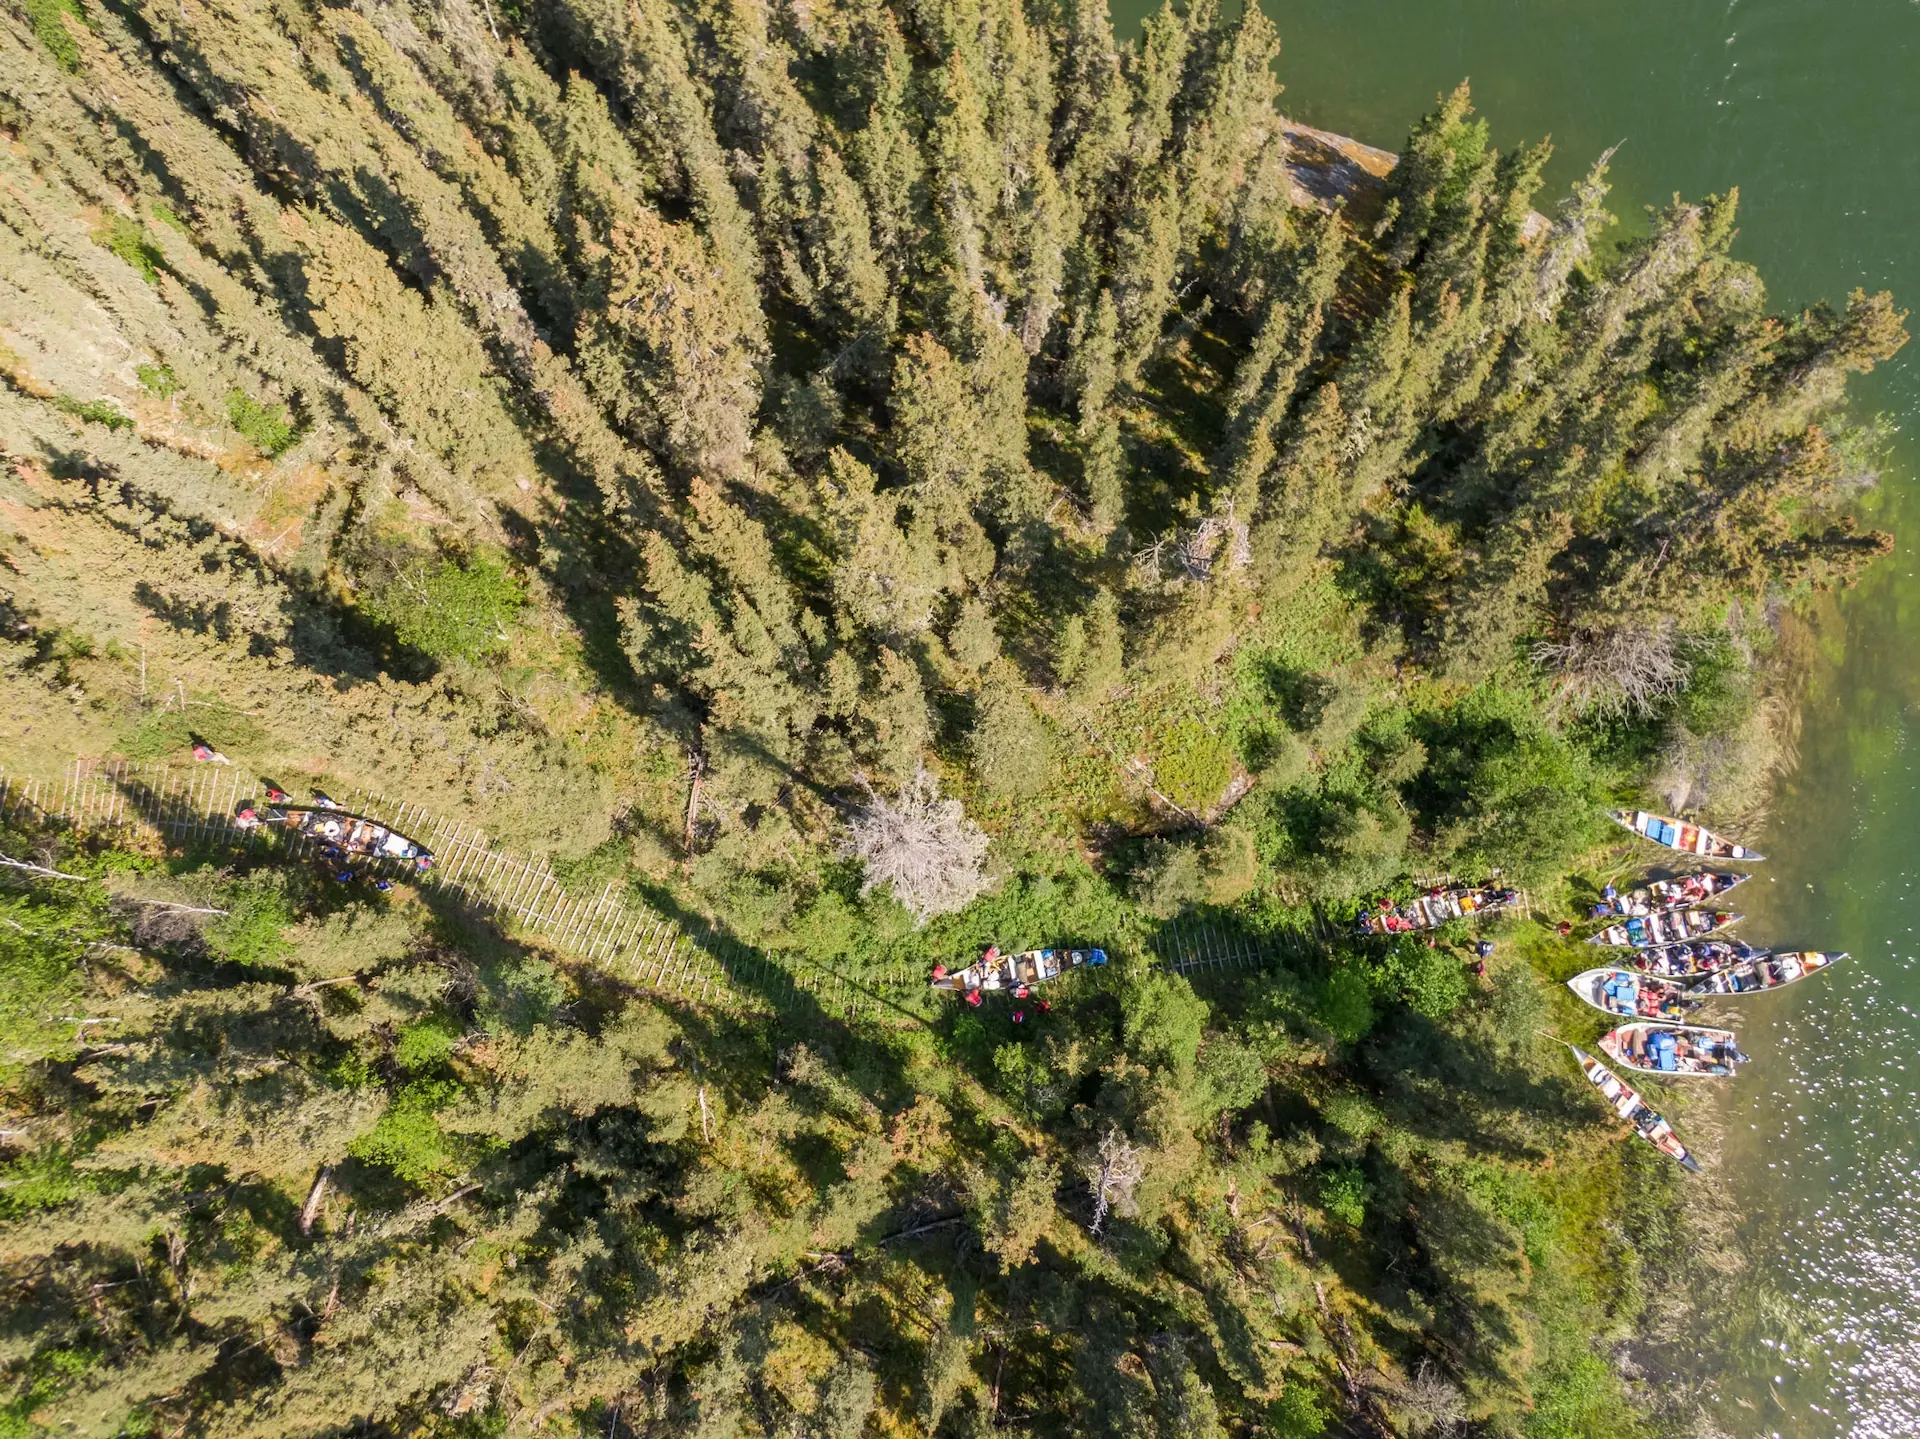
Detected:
[{"left": 0, "top": 759, "right": 1361, "bottom": 1021}]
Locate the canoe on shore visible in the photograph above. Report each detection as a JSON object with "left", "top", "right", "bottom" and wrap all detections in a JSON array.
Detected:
[
  {"left": 1588, "top": 909, "right": 1741, "bottom": 949},
  {"left": 1600, "top": 1022, "right": 1748, "bottom": 1078},
  {"left": 243, "top": 803, "right": 434, "bottom": 867},
  {"left": 1571, "top": 1045, "right": 1702, "bottom": 1172},
  {"left": 1685, "top": 951, "right": 1846, "bottom": 997},
  {"left": 1354, "top": 883, "right": 1521, "bottom": 935},
  {"left": 1609, "top": 810, "right": 1765, "bottom": 861},
  {"left": 1589, "top": 871, "right": 1749, "bottom": 920},
  {"left": 931, "top": 946, "right": 1106, "bottom": 994},
  {"left": 1567, "top": 968, "right": 1695, "bottom": 1021},
  {"left": 1623, "top": 941, "right": 1763, "bottom": 978}
]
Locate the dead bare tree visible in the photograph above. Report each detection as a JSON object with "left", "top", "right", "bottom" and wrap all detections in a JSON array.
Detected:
[
  {"left": 843, "top": 767, "right": 992, "bottom": 924},
  {"left": 1532, "top": 619, "right": 1688, "bottom": 719},
  {"left": 1087, "top": 1125, "right": 1146, "bottom": 1237}
]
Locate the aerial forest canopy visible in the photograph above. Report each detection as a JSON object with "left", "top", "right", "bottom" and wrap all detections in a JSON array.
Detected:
[{"left": 0, "top": 0, "right": 1904, "bottom": 1431}]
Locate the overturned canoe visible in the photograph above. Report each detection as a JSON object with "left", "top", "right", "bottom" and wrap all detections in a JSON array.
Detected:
[
  {"left": 1600, "top": 1022, "right": 1748, "bottom": 1078},
  {"left": 1685, "top": 951, "right": 1846, "bottom": 997},
  {"left": 931, "top": 946, "right": 1106, "bottom": 994},
  {"left": 1588, "top": 909, "right": 1741, "bottom": 949},
  {"left": 1589, "top": 872, "right": 1749, "bottom": 921},
  {"left": 248, "top": 804, "right": 434, "bottom": 868},
  {"left": 1567, "top": 968, "right": 1694, "bottom": 1021},
  {"left": 1609, "top": 810, "right": 1764, "bottom": 861},
  {"left": 1354, "top": 883, "right": 1521, "bottom": 936},
  {"left": 1571, "top": 1045, "right": 1702, "bottom": 1172},
  {"left": 1623, "top": 940, "right": 1763, "bottom": 978}
]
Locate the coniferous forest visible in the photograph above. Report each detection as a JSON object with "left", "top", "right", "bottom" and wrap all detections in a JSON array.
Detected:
[{"left": 0, "top": 0, "right": 1905, "bottom": 1431}]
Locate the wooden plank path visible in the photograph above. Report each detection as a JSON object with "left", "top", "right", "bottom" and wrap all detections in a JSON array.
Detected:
[
  {"left": 0, "top": 759, "right": 892, "bottom": 1023},
  {"left": 0, "top": 759, "right": 1396, "bottom": 1019}
]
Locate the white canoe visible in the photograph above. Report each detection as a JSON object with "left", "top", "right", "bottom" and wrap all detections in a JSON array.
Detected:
[
  {"left": 1566, "top": 968, "right": 1694, "bottom": 1021},
  {"left": 1599, "top": 1022, "right": 1748, "bottom": 1078},
  {"left": 1609, "top": 809, "right": 1764, "bottom": 861},
  {"left": 1685, "top": 951, "right": 1846, "bottom": 997}
]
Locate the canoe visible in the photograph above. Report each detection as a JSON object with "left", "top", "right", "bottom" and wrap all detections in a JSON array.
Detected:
[
  {"left": 1571, "top": 1045, "right": 1702, "bottom": 1172},
  {"left": 1623, "top": 940, "right": 1763, "bottom": 978},
  {"left": 1588, "top": 871, "right": 1749, "bottom": 921},
  {"left": 1609, "top": 809, "right": 1764, "bottom": 861},
  {"left": 1685, "top": 951, "right": 1846, "bottom": 997},
  {"left": 249, "top": 803, "right": 435, "bottom": 868},
  {"left": 1599, "top": 1022, "right": 1748, "bottom": 1078},
  {"left": 1354, "top": 883, "right": 1521, "bottom": 936},
  {"left": 930, "top": 946, "right": 1106, "bottom": 994},
  {"left": 1587, "top": 909, "right": 1741, "bottom": 949},
  {"left": 1566, "top": 968, "right": 1694, "bottom": 1021}
]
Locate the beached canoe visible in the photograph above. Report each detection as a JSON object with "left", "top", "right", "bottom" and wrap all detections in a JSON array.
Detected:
[
  {"left": 1588, "top": 871, "right": 1749, "bottom": 920},
  {"left": 1588, "top": 909, "right": 1741, "bottom": 949},
  {"left": 1599, "top": 1022, "right": 1748, "bottom": 1078},
  {"left": 1571, "top": 1045, "right": 1702, "bottom": 1172},
  {"left": 1566, "top": 968, "right": 1695, "bottom": 1021},
  {"left": 1354, "top": 883, "right": 1521, "bottom": 935},
  {"left": 1623, "top": 940, "right": 1763, "bottom": 978},
  {"left": 242, "top": 802, "right": 434, "bottom": 867},
  {"left": 931, "top": 945, "right": 1106, "bottom": 995},
  {"left": 1608, "top": 810, "right": 1764, "bottom": 861},
  {"left": 1685, "top": 951, "right": 1846, "bottom": 997}
]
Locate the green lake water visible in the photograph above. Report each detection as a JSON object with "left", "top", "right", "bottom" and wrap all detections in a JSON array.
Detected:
[{"left": 1106, "top": 0, "right": 1920, "bottom": 1431}]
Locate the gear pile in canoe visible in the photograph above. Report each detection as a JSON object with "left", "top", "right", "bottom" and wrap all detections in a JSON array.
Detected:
[
  {"left": 1587, "top": 871, "right": 1748, "bottom": 920},
  {"left": 931, "top": 945, "right": 1106, "bottom": 1004},
  {"left": 237, "top": 795, "right": 434, "bottom": 870},
  {"left": 1600, "top": 1022, "right": 1748, "bottom": 1077},
  {"left": 1686, "top": 951, "right": 1846, "bottom": 996},
  {"left": 1570, "top": 1044, "right": 1702, "bottom": 1172},
  {"left": 1354, "top": 882, "right": 1520, "bottom": 935},
  {"left": 1609, "top": 809, "right": 1764, "bottom": 860},
  {"left": 1622, "top": 939, "right": 1761, "bottom": 977},
  {"left": 1588, "top": 908, "right": 1741, "bottom": 949},
  {"left": 1566, "top": 968, "right": 1694, "bottom": 1021}
]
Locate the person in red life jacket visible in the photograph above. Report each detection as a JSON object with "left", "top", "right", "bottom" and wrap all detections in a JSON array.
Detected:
[
  {"left": 1012, "top": 1010, "right": 1024, "bottom": 1023},
  {"left": 1039, "top": 999, "right": 1052, "bottom": 1012},
  {"left": 1015, "top": 985, "right": 1029, "bottom": 999},
  {"left": 190, "top": 738, "right": 230, "bottom": 764},
  {"left": 235, "top": 806, "right": 260, "bottom": 830},
  {"left": 263, "top": 784, "right": 290, "bottom": 805},
  {"left": 932, "top": 964, "right": 948, "bottom": 981},
  {"left": 1557, "top": 921, "right": 1574, "bottom": 937},
  {"left": 966, "top": 990, "right": 982, "bottom": 1007},
  {"left": 415, "top": 855, "right": 432, "bottom": 871}
]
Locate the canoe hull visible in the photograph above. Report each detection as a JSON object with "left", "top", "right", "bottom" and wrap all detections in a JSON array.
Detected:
[
  {"left": 1622, "top": 941, "right": 1757, "bottom": 978},
  {"left": 1609, "top": 809, "right": 1765, "bottom": 862},
  {"left": 1355, "top": 884, "right": 1520, "bottom": 935},
  {"left": 1685, "top": 951, "right": 1846, "bottom": 997},
  {"left": 931, "top": 946, "right": 1107, "bottom": 993},
  {"left": 1599, "top": 1022, "right": 1747, "bottom": 1078},
  {"left": 1571, "top": 1045, "right": 1701, "bottom": 1172},
  {"left": 1587, "top": 910, "right": 1741, "bottom": 949},
  {"left": 270, "top": 806, "right": 434, "bottom": 865},
  {"left": 1566, "top": 968, "right": 1693, "bottom": 1020}
]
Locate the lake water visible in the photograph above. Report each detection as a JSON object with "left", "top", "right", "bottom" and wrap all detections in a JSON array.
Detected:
[{"left": 1107, "top": 0, "right": 1920, "bottom": 1432}]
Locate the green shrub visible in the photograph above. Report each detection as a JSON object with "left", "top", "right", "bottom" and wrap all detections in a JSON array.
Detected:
[
  {"left": 204, "top": 879, "right": 294, "bottom": 968},
  {"left": 1120, "top": 969, "right": 1208, "bottom": 1077},
  {"left": 1372, "top": 935, "right": 1471, "bottom": 1019},
  {"left": 135, "top": 362, "right": 178, "bottom": 398},
  {"left": 363, "top": 549, "right": 526, "bottom": 663},
  {"left": 1267, "top": 1380, "right": 1331, "bottom": 1439},
  {"left": 1131, "top": 826, "right": 1259, "bottom": 917},
  {"left": 50, "top": 393, "right": 131, "bottom": 430},
  {"left": 1318, "top": 1162, "right": 1368, "bottom": 1227},
  {"left": 394, "top": 1015, "right": 462, "bottom": 1071},
  {"left": 100, "top": 216, "right": 164, "bottom": 284},
  {"left": 24, "top": 0, "right": 83, "bottom": 70},
  {"left": 1317, "top": 967, "right": 1376, "bottom": 1044},
  {"left": 1149, "top": 717, "right": 1235, "bottom": 813},
  {"left": 348, "top": 1080, "right": 458, "bottom": 1185},
  {"left": 969, "top": 669, "right": 1051, "bottom": 797},
  {"left": 225, "top": 388, "right": 301, "bottom": 456}
]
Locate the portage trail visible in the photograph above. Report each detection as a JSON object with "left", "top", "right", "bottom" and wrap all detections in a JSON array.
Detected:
[{"left": 2, "top": 758, "right": 1332, "bottom": 1024}]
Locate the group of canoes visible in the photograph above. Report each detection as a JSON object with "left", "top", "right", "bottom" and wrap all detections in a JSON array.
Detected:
[{"left": 1558, "top": 811, "right": 1848, "bottom": 1172}]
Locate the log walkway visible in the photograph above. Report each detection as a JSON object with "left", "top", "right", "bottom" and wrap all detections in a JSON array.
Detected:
[{"left": 0, "top": 759, "right": 1377, "bottom": 1023}]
